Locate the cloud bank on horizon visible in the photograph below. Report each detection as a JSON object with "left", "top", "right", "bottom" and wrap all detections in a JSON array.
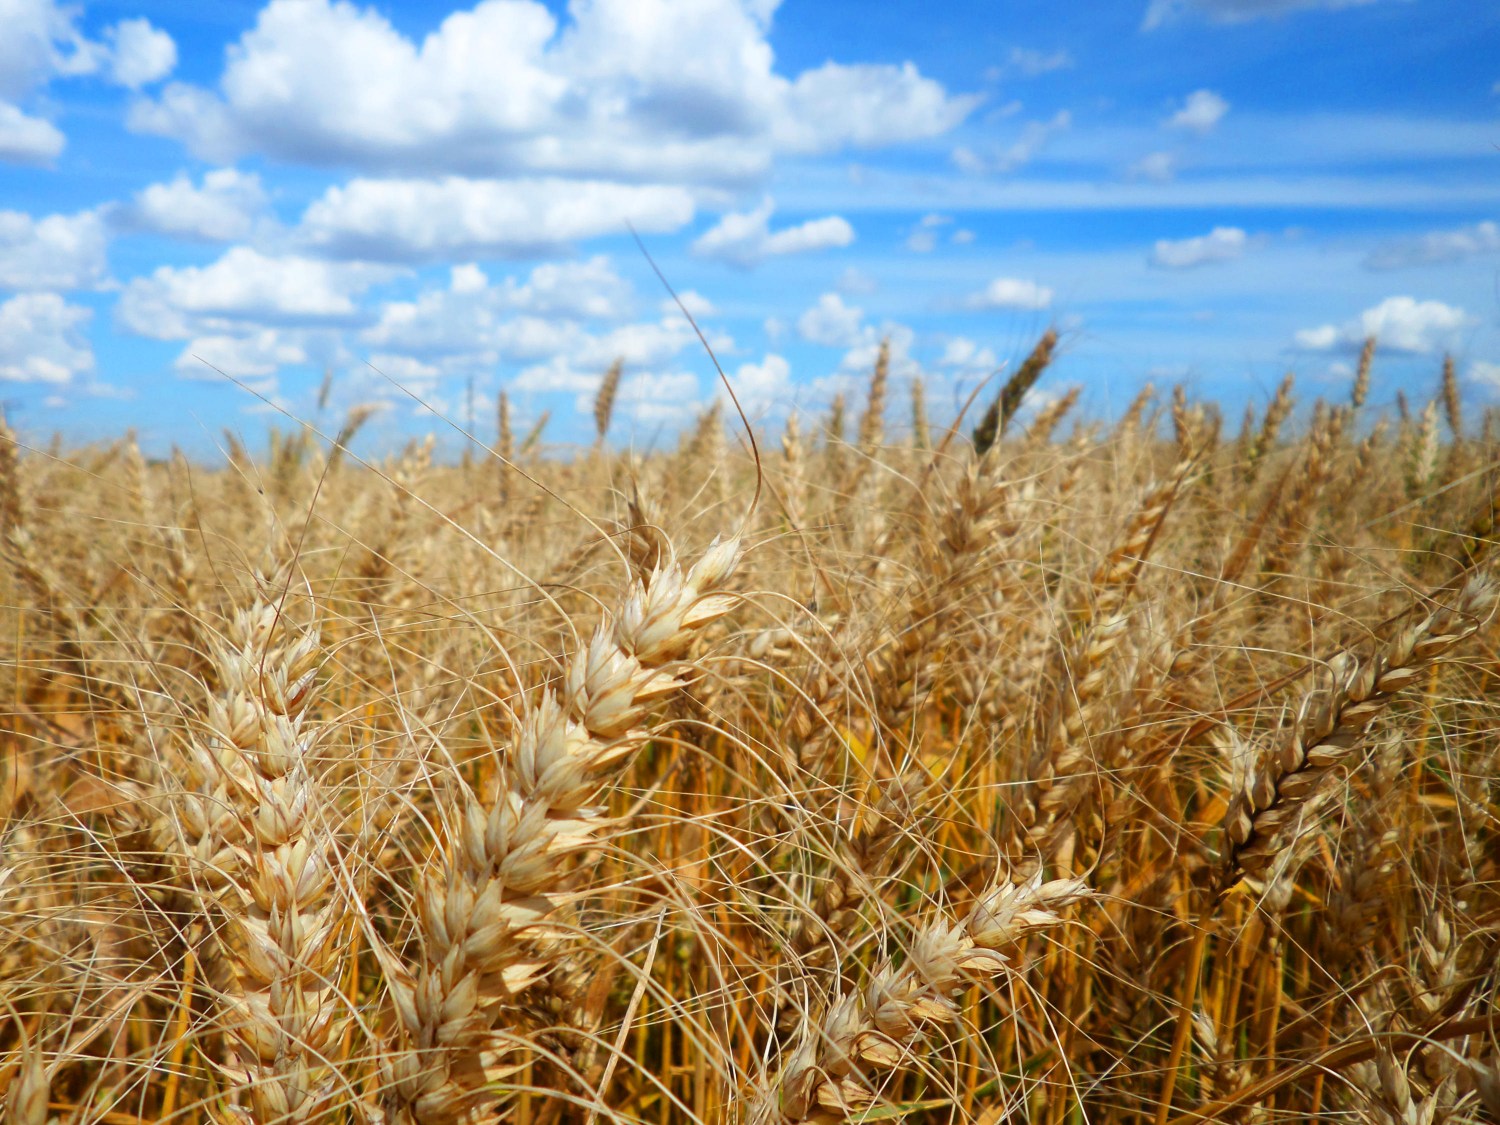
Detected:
[{"left": 0, "top": 0, "right": 1497, "bottom": 449}]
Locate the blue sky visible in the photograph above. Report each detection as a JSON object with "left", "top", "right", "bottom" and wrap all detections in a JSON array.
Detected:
[{"left": 2, "top": 0, "right": 1499, "bottom": 454}]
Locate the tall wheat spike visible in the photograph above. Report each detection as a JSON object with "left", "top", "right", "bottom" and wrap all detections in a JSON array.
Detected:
[
  {"left": 1441, "top": 353, "right": 1463, "bottom": 439},
  {"left": 1351, "top": 335, "right": 1376, "bottom": 411},
  {"left": 594, "top": 358, "right": 624, "bottom": 447},
  {"left": 973, "top": 328, "right": 1058, "bottom": 456},
  {"left": 857, "top": 339, "right": 890, "bottom": 452},
  {"left": 910, "top": 377, "right": 930, "bottom": 450}
]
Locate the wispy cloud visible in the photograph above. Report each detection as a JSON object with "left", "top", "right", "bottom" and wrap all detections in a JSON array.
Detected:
[
  {"left": 1144, "top": 0, "right": 1391, "bottom": 30},
  {"left": 692, "top": 198, "right": 854, "bottom": 268},
  {"left": 906, "top": 212, "right": 952, "bottom": 253},
  {"left": 992, "top": 47, "right": 1075, "bottom": 79},
  {"left": 1364, "top": 220, "right": 1500, "bottom": 270},
  {"left": 1151, "top": 226, "right": 1250, "bottom": 268},
  {"left": 1127, "top": 150, "right": 1178, "bottom": 182},
  {"left": 952, "top": 110, "right": 1072, "bottom": 175}
]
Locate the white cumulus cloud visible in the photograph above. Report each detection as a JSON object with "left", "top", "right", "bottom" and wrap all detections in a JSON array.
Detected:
[
  {"left": 0, "top": 0, "right": 103, "bottom": 100},
  {"left": 611, "top": 370, "right": 703, "bottom": 425},
  {"left": 118, "top": 247, "right": 396, "bottom": 340},
  {"left": 1295, "top": 296, "right": 1473, "bottom": 354},
  {"left": 962, "top": 277, "right": 1054, "bottom": 311},
  {"left": 831, "top": 322, "right": 922, "bottom": 385},
  {"left": 661, "top": 290, "right": 716, "bottom": 319},
  {"left": 0, "top": 1, "right": 175, "bottom": 162},
  {"left": 1150, "top": 226, "right": 1249, "bottom": 269},
  {"left": 502, "top": 257, "right": 634, "bottom": 320},
  {"left": 1468, "top": 360, "right": 1500, "bottom": 393},
  {"left": 299, "top": 176, "right": 695, "bottom": 261},
  {"left": 1167, "top": 89, "right": 1229, "bottom": 133},
  {"left": 367, "top": 353, "right": 441, "bottom": 383},
  {"left": 0, "top": 102, "right": 64, "bottom": 163},
  {"left": 692, "top": 198, "right": 854, "bottom": 268},
  {"left": 177, "top": 330, "right": 307, "bottom": 378},
  {"left": 126, "top": 0, "right": 974, "bottom": 184},
  {"left": 362, "top": 256, "right": 635, "bottom": 363},
  {"left": 129, "top": 169, "right": 268, "bottom": 242},
  {"left": 508, "top": 313, "right": 727, "bottom": 431},
  {"left": 107, "top": 17, "right": 177, "bottom": 88},
  {"left": 939, "top": 337, "right": 1000, "bottom": 373},
  {"left": 772, "top": 61, "right": 979, "bottom": 153},
  {"left": 0, "top": 208, "right": 109, "bottom": 290},
  {"left": 509, "top": 307, "right": 732, "bottom": 405},
  {"left": 725, "top": 352, "right": 792, "bottom": 416},
  {"left": 0, "top": 292, "right": 93, "bottom": 384},
  {"left": 797, "top": 292, "right": 865, "bottom": 347}
]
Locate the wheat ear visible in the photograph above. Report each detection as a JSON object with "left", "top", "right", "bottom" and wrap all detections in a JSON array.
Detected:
[
  {"left": 972, "top": 328, "right": 1057, "bottom": 456},
  {"left": 1028, "top": 459, "right": 1193, "bottom": 863},
  {"left": 163, "top": 591, "right": 351, "bottom": 1124},
  {"left": 751, "top": 874, "right": 1090, "bottom": 1125},
  {"left": 856, "top": 338, "right": 890, "bottom": 452},
  {"left": 378, "top": 538, "right": 741, "bottom": 1125},
  {"left": 594, "top": 357, "right": 623, "bottom": 448},
  {"left": 1222, "top": 576, "right": 1496, "bottom": 884}
]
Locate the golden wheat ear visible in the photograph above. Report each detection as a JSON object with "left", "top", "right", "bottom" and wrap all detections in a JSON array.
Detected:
[
  {"left": 376, "top": 538, "right": 741, "bottom": 1125},
  {"left": 750, "top": 873, "right": 1091, "bottom": 1125},
  {"left": 1222, "top": 576, "right": 1496, "bottom": 887}
]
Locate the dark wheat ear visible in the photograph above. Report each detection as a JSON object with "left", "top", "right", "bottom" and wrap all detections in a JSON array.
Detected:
[{"left": 972, "top": 328, "right": 1057, "bottom": 456}]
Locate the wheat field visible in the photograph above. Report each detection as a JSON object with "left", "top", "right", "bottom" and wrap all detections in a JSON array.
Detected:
[{"left": 1, "top": 335, "right": 1497, "bottom": 1125}]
